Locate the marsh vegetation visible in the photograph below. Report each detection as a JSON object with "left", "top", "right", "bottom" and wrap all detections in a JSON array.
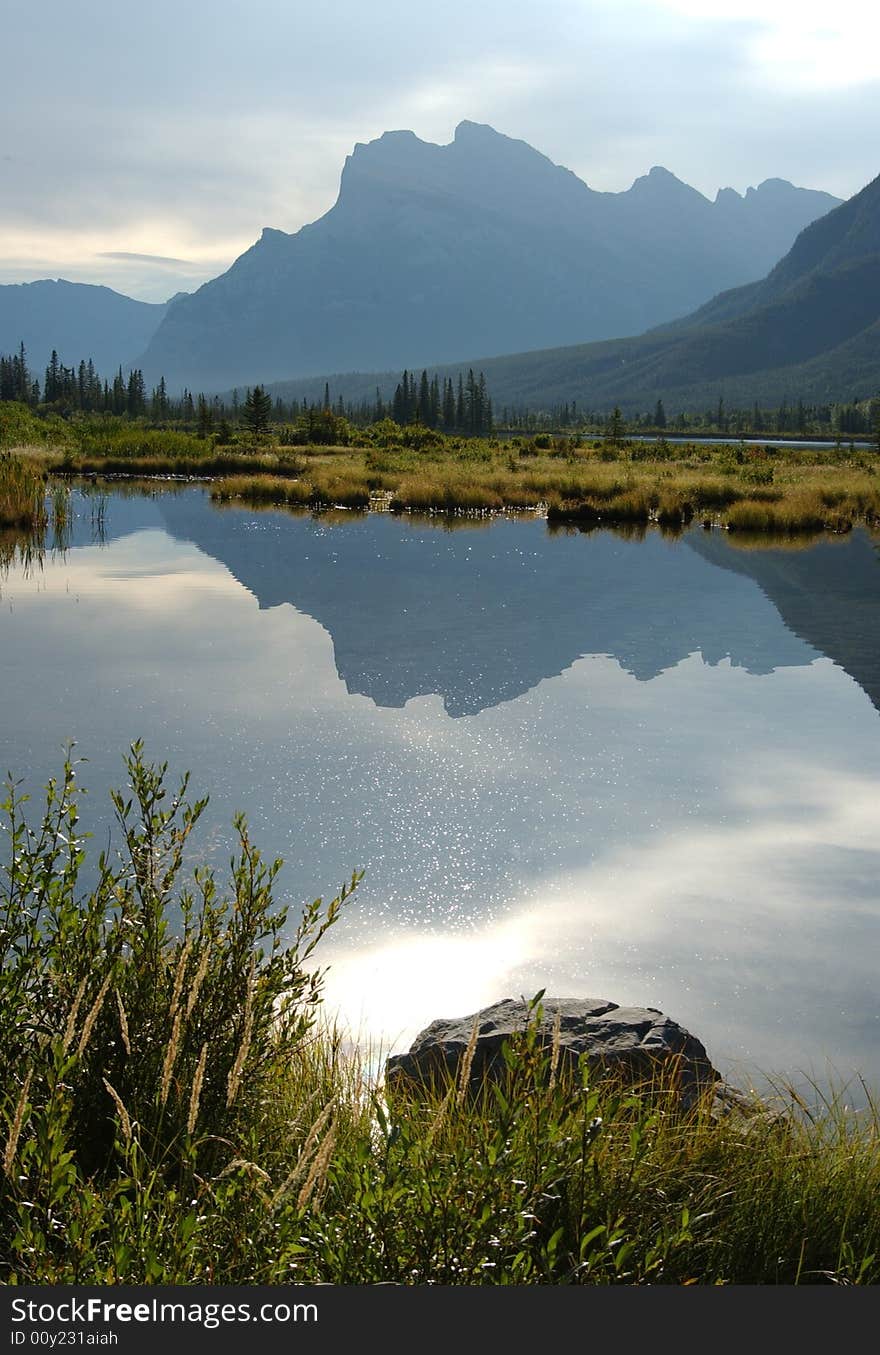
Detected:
[
  {"left": 204, "top": 436, "right": 880, "bottom": 536},
  {"left": 3, "top": 389, "right": 879, "bottom": 536}
]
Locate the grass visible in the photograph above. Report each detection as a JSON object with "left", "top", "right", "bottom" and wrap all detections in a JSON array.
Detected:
[
  {"left": 0, "top": 455, "right": 79, "bottom": 570},
  {"left": 201, "top": 436, "right": 880, "bottom": 536},
  {"left": 211, "top": 472, "right": 371, "bottom": 510},
  {"left": 2, "top": 750, "right": 879, "bottom": 1285},
  {"left": 0, "top": 453, "right": 48, "bottom": 530},
  {"left": 51, "top": 449, "right": 309, "bottom": 480},
  {"left": 5, "top": 408, "right": 879, "bottom": 536}
]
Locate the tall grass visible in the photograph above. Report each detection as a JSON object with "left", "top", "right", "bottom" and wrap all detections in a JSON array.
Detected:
[
  {"left": 6, "top": 409, "right": 873, "bottom": 537},
  {"left": 211, "top": 471, "right": 372, "bottom": 510},
  {"left": 184, "top": 436, "right": 880, "bottom": 534},
  {"left": 2, "top": 751, "right": 879, "bottom": 1284},
  {"left": 0, "top": 452, "right": 47, "bottom": 530},
  {"left": 52, "top": 449, "right": 308, "bottom": 479}
]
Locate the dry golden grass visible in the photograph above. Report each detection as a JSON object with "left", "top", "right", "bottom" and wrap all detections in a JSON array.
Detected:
[{"left": 32, "top": 430, "right": 879, "bottom": 536}]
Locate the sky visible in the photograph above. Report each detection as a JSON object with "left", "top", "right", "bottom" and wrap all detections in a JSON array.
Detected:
[{"left": 2, "top": 0, "right": 878, "bottom": 302}]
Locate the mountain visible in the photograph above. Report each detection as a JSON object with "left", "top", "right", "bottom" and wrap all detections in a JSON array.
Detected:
[
  {"left": 345, "top": 169, "right": 879, "bottom": 415},
  {"left": 136, "top": 121, "right": 839, "bottom": 393},
  {"left": 0, "top": 279, "right": 171, "bottom": 376}
]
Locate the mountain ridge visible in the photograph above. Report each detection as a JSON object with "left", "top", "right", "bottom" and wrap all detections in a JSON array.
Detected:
[
  {"left": 135, "top": 121, "right": 839, "bottom": 393},
  {"left": 0, "top": 279, "right": 171, "bottom": 376},
  {"left": 258, "top": 168, "right": 879, "bottom": 414}
]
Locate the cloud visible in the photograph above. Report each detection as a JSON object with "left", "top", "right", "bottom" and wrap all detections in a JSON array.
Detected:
[
  {"left": 1, "top": 0, "right": 877, "bottom": 297},
  {"left": 99, "top": 251, "right": 196, "bottom": 266},
  {"left": 649, "top": 0, "right": 880, "bottom": 88}
]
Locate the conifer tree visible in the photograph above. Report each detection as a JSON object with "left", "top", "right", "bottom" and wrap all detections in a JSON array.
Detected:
[
  {"left": 443, "top": 378, "right": 455, "bottom": 430},
  {"left": 607, "top": 406, "right": 625, "bottom": 445},
  {"left": 196, "top": 393, "right": 213, "bottom": 438},
  {"left": 243, "top": 384, "right": 272, "bottom": 437},
  {"left": 417, "top": 370, "right": 430, "bottom": 425}
]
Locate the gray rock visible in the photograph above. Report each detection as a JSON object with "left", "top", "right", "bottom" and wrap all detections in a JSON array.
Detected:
[{"left": 385, "top": 996, "right": 724, "bottom": 1107}]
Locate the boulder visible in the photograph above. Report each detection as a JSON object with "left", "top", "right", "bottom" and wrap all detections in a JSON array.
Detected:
[{"left": 385, "top": 996, "right": 725, "bottom": 1107}]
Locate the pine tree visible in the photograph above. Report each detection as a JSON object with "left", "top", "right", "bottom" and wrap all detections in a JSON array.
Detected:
[
  {"left": 112, "top": 367, "right": 127, "bottom": 414},
  {"left": 392, "top": 379, "right": 405, "bottom": 425},
  {"left": 243, "top": 384, "right": 272, "bottom": 438},
  {"left": 442, "top": 379, "right": 455, "bottom": 430},
  {"left": 478, "top": 373, "right": 489, "bottom": 434},
  {"left": 196, "top": 394, "right": 213, "bottom": 438},
  {"left": 151, "top": 376, "right": 169, "bottom": 421},
  {"left": 45, "top": 350, "right": 60, "bottom": 403},
  {"left": 417, "top": 370, "right": 430, "bottom": 425},
  {"left": 127, "top": 368, "right": 146, "bottom": 416},
  {"left": 607, "top": 406, "right": 625, "bottom": 445},
  {"left": 16, "top": 342, "right": 31, "bottom": 403}
]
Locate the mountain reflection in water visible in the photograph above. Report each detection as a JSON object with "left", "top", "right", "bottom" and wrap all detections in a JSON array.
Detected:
[
  {"left": 1, "top": 487, "right": 878, "bottom": 1095},
  {"left": 155, "top": 495, "right": 873, "bottom": 714}
]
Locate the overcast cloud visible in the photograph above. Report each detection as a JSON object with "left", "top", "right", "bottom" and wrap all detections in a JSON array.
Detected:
[{"left": 2, "top": 0, "right": 878, "bottom": 300}]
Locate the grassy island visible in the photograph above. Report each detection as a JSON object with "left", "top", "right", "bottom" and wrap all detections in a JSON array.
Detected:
[
  {"left": 2, "top": 399, "right": 879, "bottom": 538},
  {"left": 2, "top": 750, "right": 879, "bottom": 1285}
]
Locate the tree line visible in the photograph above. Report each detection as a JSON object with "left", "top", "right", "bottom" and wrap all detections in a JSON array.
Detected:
[
  {"left": 498, "top": 394, "right": 880, "bottom": 440},
  {"left": 0, "top": 344, "right": 495, "bottom": 439},
  {"left": 2, "top": 341, "right": 876, "bottom": 444}
]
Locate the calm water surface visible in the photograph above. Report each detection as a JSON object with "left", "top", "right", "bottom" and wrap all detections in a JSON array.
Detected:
[{"left": 2, "top": 485, "right": 878, "bottom": 1094}]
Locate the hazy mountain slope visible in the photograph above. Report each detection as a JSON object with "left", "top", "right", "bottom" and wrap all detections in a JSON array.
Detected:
[
  {"left": 270, "top": 171, "right": 879, "bottom": 414},
  {"left": 137, "top": 121, "right": 838, "bottom": 392},
  {"left": 0, "top": 279, "right": 169, "bottom": 374}
]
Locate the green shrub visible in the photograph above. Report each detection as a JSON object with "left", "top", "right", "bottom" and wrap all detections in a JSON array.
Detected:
[
  {"left": 0, "top": 403, "right": 70, "bottom": 450},
  {"left": 1, "top": 745, "right": 359, "bottom": 1281}
]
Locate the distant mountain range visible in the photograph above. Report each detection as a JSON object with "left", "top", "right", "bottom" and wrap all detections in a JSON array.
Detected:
[
  {"left": 4, "top": 123, "right": 861, "bottom": 406},
  {"left": 262, "top": 166, "right": 880, "bottom": 416},
  {"left": 0, "top": 279, "right": 172, "bottom": 376},
  {"left": 449, "top": 166, "right": 880, "bottom": 412},
  {"left": 134, "top": 122, "right": 838, "bottom": 393}
]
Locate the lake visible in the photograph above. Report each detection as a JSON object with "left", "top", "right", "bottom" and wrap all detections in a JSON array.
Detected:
[{"left": 2, "top": 483, "right": 879, "bottom": 1097}]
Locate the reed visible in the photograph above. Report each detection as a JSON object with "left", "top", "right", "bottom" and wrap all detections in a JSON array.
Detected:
[
  {"left": 0, "top": 453, "right": 47, "bottom": 530},
  {"left": 390, "top": 477, "right": 505, "bottom": 513},
  {"left": 211, "top": 471, "right": 372, "bottom": 509}
]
